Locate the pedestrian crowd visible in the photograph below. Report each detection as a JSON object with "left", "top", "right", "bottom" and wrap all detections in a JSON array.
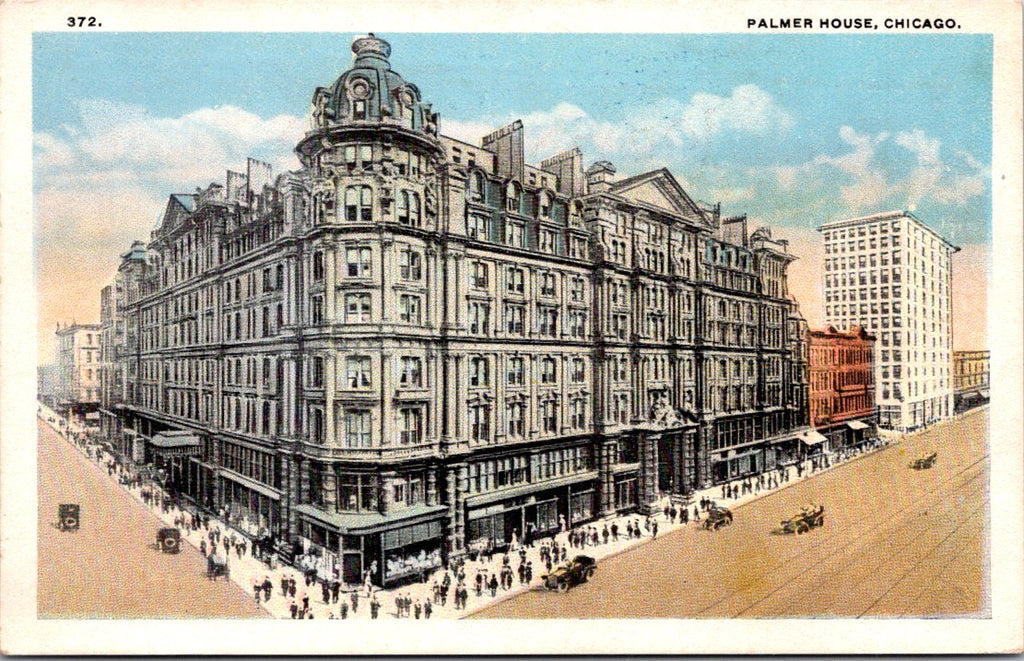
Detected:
[{"left": 38, "top": 403, "right": 894, "bottom": 621}]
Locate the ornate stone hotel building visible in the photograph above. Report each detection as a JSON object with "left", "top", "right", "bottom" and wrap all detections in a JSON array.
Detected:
[{"left": 107, "top": 35, "right": 809, "bottom": 585}]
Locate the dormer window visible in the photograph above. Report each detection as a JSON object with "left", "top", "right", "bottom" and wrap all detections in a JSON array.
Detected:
[
  {"left": 505, "top": 182, "right": 520, "bottom": 213},
  {"left": 468, "top": 171, "right": 485, "bottom": 202},
  {"left": 353, "top": 100, "right": 367, "bottom": 120},
  {"left": 538, "top": 191, "right": 552, "bottom": 219}
]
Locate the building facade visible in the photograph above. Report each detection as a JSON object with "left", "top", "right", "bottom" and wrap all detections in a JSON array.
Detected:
[
  {"left": 953, "top": 349, "right": 989, "bottom": 412},
  {"left": 54, "top": 323, "right": 102, "bottom": 423},
  {"left": 808, "top": 326, "right": 876, "bottom": 451},
  {"left": 819, "top": 210, "right": 957, "bottom": 432},
  {"left": 99, "top": 240, "right": 152, "bottom": 457},
  {"left": 111, "top": 34, "right": 809, "bottom": 586}
]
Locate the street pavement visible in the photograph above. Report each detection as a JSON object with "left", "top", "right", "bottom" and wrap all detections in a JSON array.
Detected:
[
  {"left": 36, "top": 416, "right": 266, "bottom": 618},
  {"left": 474, "top": 406, "right": 989, "bottom": 618},
  {"left": 38, "top": 402, "right": 983, "bottom": 620}
]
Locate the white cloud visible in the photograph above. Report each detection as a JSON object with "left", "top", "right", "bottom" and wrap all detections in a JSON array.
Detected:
[
  {"left": 680, "top": 84, "right": 794, "bottom": 141},
  {"left": 36, "top": 100, "right": 305, "bottom": 192},
  {"left": 34, "top": 100, "right": 308, "bottom": 361},
  {"left": 442, "top": 84, "right": 792, "bottom": 167}
]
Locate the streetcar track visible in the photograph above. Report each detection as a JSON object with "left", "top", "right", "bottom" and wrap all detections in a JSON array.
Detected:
[
  {"left": 694, "top": 455, "right": 987, "bottom": 617},
  {"left": 739, "top": 480, "right": 987, "bottom": 618},
  {"left": 724, "top": 465, "right": 986, "bottom": 617},
  {"left": 861, "top": 500, "right": 987, "bottom": 618}
]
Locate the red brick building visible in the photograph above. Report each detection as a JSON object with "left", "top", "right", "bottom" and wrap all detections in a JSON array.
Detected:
[{"left": 808, "top": 326, "right": 876, "bottom": 451}]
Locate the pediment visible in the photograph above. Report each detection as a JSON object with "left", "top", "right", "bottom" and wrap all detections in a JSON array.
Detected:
[
  {"left": 159, "top": 194, "right": 194, "bottom": 232},
  {"left": 611, "top": 169, "right": 707, "bottom": 224}
]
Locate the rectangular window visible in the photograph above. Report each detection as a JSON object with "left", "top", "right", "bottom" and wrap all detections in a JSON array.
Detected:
[
  {"left": 506, "top": 403, "right": 525, "bottom": 438},
  {"left": 539, "top": 306, "right": 558, "bottom": 337},
  {"left": 540, "top": 273, "right": 556, "bottom": 297},
  {"left": 312, "top": 251, "right": 325, "bottom": 281},
  {"left": 468, "top": 302, "right": 490, "bottom": 335},
  {"left": 506, "top": 267, "right": 524, "bottom": 294},
  {"left": 469, "top": 404, "right": 490, "bottom": 443},
  {"left": 505, "top": 303, "right": 525, "bottom": 335},
  {"left": 399, "top": 294, "right": 422, "bottom": 324},
  {"left": 399, "top": 248, "right": 422, "bottom": 280},
  {"left": 400, "top": 357, "right": 423, "bottom": 388},
  {"left": 398, "top": 408, "right": 423, "bottom": 445},
  {"left": 345, "top": 356, "right": 371, "bottom": 389},
  {"left": 467, "top": 215, "right": 490, "bottom": 240},
  {"left": 505, "top": 222, "right": 524, "bottom": 248},
  {"left": 310, "top": 356, "right": 325, "bottom": 388},
  {"left": 507, "top": 357, "right": 524, "bottom": 386},
  {"left": 540, "top": 357, "right": 557, "bottom": 384},
  {"left": 469, "top": 356, "right": 490, "bottom": 387},
  {"left": 346, "top": 247, "right": 371, "bottom": 278},
  {"left": 311, "top": 295, "right": 325, "bottom": 325},
  {"left": 344, "top": 293, "right": 371, "bottom": 323},
  {"left": 345, "top": 410, "right": 371, "bottom": 447},
  {"left": 471, "top": 261, "right": 489, "bottom": 289}
]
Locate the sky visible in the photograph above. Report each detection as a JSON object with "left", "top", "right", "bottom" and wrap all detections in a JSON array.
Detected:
[{"left": 33, "top": 32, "right": 992, "bottom": 363}]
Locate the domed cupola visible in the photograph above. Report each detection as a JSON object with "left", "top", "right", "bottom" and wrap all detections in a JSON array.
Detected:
[{"left": 307, "top": 34, "right": 438, "bottom": 136}]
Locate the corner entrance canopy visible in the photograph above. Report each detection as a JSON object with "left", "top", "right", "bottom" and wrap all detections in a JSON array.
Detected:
[
  {"left": 846, "top": 420, "right": 870, "bottom": 431},
  {"left": 797, "top": 429, "right": 828, "bottom": 446}
]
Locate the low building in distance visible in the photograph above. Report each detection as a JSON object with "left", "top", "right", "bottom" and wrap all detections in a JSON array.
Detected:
[
  {"left": 953, "top": 350, "right": 990, "bottom": 412},
  {"left": 54, "top": 323, "right": 102, "bottom": 426}
]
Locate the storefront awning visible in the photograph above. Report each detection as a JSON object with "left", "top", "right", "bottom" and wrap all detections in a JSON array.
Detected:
[
  {"left": 150, "top": 431, "right": 200, "bottom": 448},
  {"left": 149, "top": 431, "right": 201, "bottom": 457},
  {"left": 846, "top": 420, "right": 869, "bottom": 431},
  {"left": 979, "top": 389, "right": 990, "bottom": 399},
  {"left": 219, "top": 468, "right": 281, "bottom": 500},
  {"left": 797, "top": 429, "right": 828, "bottom": 446},
  {"left": 464, "top": 470, "right": 599, "bottom": 509},
  {"left": 294, "top": 503, "right": 447, "bottom": 535}
]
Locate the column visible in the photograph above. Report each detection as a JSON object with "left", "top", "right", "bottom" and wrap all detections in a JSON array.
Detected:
[
  {"left": 597, "top": 439, "right": 616, "bottom": 516},
  {"left": 426, "top": 466, "right": 438, "bottom": 506},
  {"left": 323, "top": 463, "right": 337, "bottom": 511},
  {"left": 638, "top": 430, "right": 659, "bottom": 511},
  {"left": 444, "top": 461, "right": 468, "bottom": 558}
]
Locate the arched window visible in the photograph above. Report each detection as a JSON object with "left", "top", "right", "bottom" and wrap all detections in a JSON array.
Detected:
[
  {"left": 538, "top": 191, "right": 551, "bottom": 219},
  {"left": 505, "top": 182, "right": 520, "bottom": 213},
  {"left": 468, "top": 171, "right": 485, "bottom": 202},
  {"left": 345, "top": 186, "right": 373, "bottom": 222}
]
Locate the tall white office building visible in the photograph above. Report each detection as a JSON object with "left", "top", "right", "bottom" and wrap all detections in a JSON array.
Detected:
[{"left": 819, "top": 210, "right": 958, "bottom": 431}]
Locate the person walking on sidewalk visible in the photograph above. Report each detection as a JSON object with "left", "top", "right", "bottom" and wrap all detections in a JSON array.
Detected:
[{"left": 262, "top": 576, "right": 273, "bottom": 602}]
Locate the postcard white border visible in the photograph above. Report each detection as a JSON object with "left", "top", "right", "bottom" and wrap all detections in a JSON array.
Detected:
[{"left": 1, "top": 0, "right": 1021, "bottom": 654}]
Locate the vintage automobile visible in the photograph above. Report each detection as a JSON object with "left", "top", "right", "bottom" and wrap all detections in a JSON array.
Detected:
[
  {"left": 910, "top": 452, "right": 938, "bottom": 470},
  {"left": 206, "top": 554, "right": 230, "bottom": 580},
  {"left": 543, "top": 555, "right": 597, "bottom": 592},
  {"left": 702, "top": 505, "right": 734, "bottom": 531},
  {"left": 774, "top": 504, "right": 825, "bottom": 535}
]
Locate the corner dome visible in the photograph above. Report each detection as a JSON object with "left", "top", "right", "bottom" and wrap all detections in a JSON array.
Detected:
[{"left": 310, "top": 34, "right": 437, "bottom": 135}]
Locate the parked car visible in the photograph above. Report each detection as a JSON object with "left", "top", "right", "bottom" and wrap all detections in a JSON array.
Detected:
[
  {"left": 910, "top": 452, "right": 938, "bottom": 470},
  {"left": 702, "top": 505, "right": 734, "bottom": 531},
  {"left": 543, "top": 555, "right": 596, "bottom": 592},
  {"left": 773, "top": 504, "right": 825, "bottom": 535}
]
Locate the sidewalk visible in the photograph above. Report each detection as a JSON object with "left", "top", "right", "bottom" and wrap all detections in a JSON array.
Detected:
[{"left": 37, "top": 402, "right": 896, "bottom": 621}]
